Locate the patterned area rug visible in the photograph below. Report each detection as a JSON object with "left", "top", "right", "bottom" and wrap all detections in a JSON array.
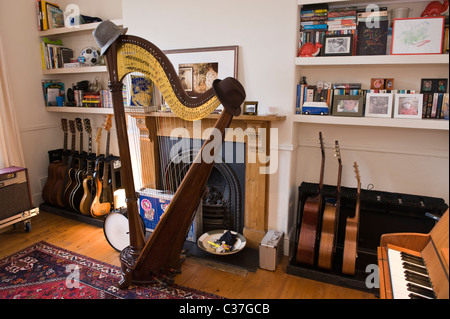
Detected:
[{"left": 0, "top": 241, "right": 221, "bottom": 299}]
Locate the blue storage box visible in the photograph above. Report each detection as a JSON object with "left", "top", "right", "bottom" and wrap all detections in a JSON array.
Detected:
[{"left": 138, "top": 188, "right": 202, "bottom": 242}]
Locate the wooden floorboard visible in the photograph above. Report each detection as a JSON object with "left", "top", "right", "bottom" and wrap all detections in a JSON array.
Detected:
[{"left": 0, "top": 211, "right": 376, "bottom": 299}]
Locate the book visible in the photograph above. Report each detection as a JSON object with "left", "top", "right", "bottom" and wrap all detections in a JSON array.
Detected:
[{"left": 47, "top": 4, "right": 64, "bottom": 29}]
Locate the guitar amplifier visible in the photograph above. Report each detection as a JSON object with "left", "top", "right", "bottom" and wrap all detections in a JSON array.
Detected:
[{"left": 0, "top": 166, "right": 39, "bottom": 231}]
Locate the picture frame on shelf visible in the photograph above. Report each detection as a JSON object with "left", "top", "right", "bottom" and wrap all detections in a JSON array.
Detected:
[
  {"left": 393, "top": 94, "right": 423, "bottom": 119},
  {"left": 332, "top": 95, "right": 364, "bottom": 117},
  {"left": 420, "top": 78, "right": 448, "bottom": 93},
  {"left": 323, "top": 35, "right": 353, "bottom": 56},
  {"left": 365, "top": 93, "right": 393, "bottom": 118},
  {"left": 391, "top": 17, "right": 445, "bottom": 55},
  {"left": 243, "top": 101, "right": 258, "bottom": 115}
]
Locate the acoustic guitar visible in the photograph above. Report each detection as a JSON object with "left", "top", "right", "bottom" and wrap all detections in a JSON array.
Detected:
[
  {"left": 296, "top": 132, "right": 325, "bottom": 266},
  {"left": 91, "top": 114, "right": 114, "bottom": 218},
  {"left": 43, "top": 119, "right": 68, "bottom": 204},
  {"left": 80, "top": 125, "right": 101, "bottom": 216},
  {"left": 342, "top": 162, "right": 361, "bottom": 275},
  {"left": 318, "top": 140, "right": 342, "bottom": 270}
]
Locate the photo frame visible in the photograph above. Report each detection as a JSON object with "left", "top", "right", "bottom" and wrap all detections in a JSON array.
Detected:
[
  {"left": 323, "top": 34, "right": 353, "bottom": 56},
  {"left": 391, "top": 17, "right": 445, "bottom": 55},
  {"left": 164, "top": 45, "right": 238, "bottom": 101},
  {"left": 243, "top": 101, "right": 258, "bottom": 115},
  {"left": 365, "top": 93, "right": 393, "bottom": 118},
  {"left": 394, "top": 94, "right": 423, "bottom": 119},
  {"left": 420, "top": 78, "right": 448, "bottom": 93},
  {"left": 332, "top": 95, "right": 364, "bottom": 117}
]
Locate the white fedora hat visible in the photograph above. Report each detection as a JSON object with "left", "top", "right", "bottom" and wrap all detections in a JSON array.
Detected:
[{"left": 93, "top": 20, "right": 128, "bottom": 55}]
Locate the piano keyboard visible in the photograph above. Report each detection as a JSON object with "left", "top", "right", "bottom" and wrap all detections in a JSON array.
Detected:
[{"left": 388, "top": 248, "right": 436, "bottom": 299}]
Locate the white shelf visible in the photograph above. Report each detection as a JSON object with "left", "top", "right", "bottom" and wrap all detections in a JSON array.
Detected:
[
  {"left": 292, "top": 114, "right": 449, "bottom": 130},
  {"left": 45, "top": 107, "right": 113, "bottom": 114},
  {"left": 39, "top": 19, "right": 123, "bottom": 37},
  {"left": 42, "top": 65, "right": 107, "bottom": 75},
  {"left": 295, "top": 54, "right": 449, "bottom": 66}
]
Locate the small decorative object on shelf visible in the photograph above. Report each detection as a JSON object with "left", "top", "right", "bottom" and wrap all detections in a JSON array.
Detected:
[
  {"left": 298, "top": 42, "right": 322, "bottom": 57},
  {"left": 421, "top": 0, "right": 449, "bottom": 17},
  {"left": 243, "top": 101, "right": 258, "bottom": 115}
]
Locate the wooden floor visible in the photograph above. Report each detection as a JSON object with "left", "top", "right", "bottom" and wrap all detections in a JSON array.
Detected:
[{"left": 0, "top": 211, "right": 376, "bottom": 299}]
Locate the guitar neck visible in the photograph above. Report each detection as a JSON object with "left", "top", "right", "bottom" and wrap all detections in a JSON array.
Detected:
[{"left": 63, "top": 132, "right": 68, "bottom": 151}]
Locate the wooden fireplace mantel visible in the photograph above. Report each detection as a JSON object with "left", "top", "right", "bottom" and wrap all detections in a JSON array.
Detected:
[{"left": 132, "top": 112, "right": 285, "bottom": 248}]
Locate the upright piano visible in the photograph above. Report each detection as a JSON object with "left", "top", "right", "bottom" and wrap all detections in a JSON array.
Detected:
[{"left": 378, "top": 209, "right": 449, "bottom": 299}]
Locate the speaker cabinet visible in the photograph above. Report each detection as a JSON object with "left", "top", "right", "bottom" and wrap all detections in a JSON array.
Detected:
[{"left": 0, "top": 166, "right": 39, "bottom": 231}]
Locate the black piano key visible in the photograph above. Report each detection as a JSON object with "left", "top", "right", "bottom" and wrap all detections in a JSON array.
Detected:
[
  {"left": 401, "top": 253, "right": 426, "bottom": 267},
  {"left": 406, "top": 283, "right": 436, "bottom": 299},
  {"left": 409, "top": 293, "right": 428, "bottom": 299},
  {"left": 403, "top": 262, "right": 428, "bottom": 275},
  {"left": 405, "top": 271, "right": 433, "bottom": 288}
]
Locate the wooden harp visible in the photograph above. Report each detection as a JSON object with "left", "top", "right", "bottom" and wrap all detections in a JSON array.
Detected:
[{"left": 94, "top": 21, "right": 245, "bottom": 288}]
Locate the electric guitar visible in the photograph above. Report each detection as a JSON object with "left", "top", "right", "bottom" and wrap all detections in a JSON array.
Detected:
[
  {"left": 64, "top": 118, "right": 83, "bottom": 208},
  {"left": 297, "top": 132, "right": 325, "bottom": 266},
  {"left": 318, "top": 140, "right": 342, "bottom": 270},
  {"left": 43, "top": 119, "right": 68, "bottom": 204},
  {"left": 91, "top": 114, "right": 114, "bottom": 218},
  {"left": 342, "top": 162, "right": 361, "bottom": 275},
  {"left": 80, "top": 124, "right": 100, "bottom": 216}
]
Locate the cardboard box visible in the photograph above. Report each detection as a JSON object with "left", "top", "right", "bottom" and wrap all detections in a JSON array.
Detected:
[
  {"left": 259, "top": 230, "right": 284, "bottom": 271},
  {"left": 138, "top": 188, "right": 202, "bottom": 242}
]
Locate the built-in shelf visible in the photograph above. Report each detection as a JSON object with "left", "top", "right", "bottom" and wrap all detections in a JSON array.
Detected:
[
  {"left": 42, "top": 65, "right": 107, "bottom": 75},
  {"left": 45, "top": 106, "right": 113, "bottom": 114},
  {"left": 293, "top": 114, "right": 449, "bottom": 130},
  {"left": 295, "top": 54, "right": 449, "bottom": 66},
  {"left": 38, "top": 19, "right": 123, "bottom": 37}
]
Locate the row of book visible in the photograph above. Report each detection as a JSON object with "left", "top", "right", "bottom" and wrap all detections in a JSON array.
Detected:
[
  {"left": 36, "top": 1, "right": 64, "bottom": 31},
  {"left": 40, "top": 37, "right": 73, "bottom": 70},
  {"left": 422, "top": 93, "right": 449, "bottom": 119}
]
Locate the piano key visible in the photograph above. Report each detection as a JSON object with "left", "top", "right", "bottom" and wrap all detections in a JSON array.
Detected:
[
  {"left": 400, "top": 253, "right": 426, "bottom": 267},
  {"left": 406, "top": 283, "right": 436, "bottom": 299},
  {"left": 402, "top": 262, "right": 428, "bottom": 276},
  {"left": 409, "top": 293, "right": 428, "bottom": 299},
  {"left": 388, "top": 248, "right": 436, "bottom": 299}
]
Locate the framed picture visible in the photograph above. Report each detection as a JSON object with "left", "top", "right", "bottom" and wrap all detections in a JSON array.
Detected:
[
  {"left": 420, "top": 78, "right": 448, "bottom": 93},
  {"left": 394, "top": 94, "right": 423, "bottom": 118},
  {"left": 323, "top": 34, "right": 353, "bottom": 56},
  {"left": 243, "top": 101, "right": 258, "bottom": 115},
  {"left": 391, "top": 17, "right": 445, "bottom": 55},
  {"left": 332, "top": 95, "right": 364, "bottom": 117},
  {"left": 164, "top": 45, "right": 238, "bottom": 99},
  {"left": 365, "top": 93, "right": 393, "bottom": 118}
]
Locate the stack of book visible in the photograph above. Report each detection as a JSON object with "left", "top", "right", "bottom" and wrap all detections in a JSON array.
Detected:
[
  {"left": 36, "top": 1, "right": 64, "bottom": 31},
  {"left": 327, "top": 7, "right": 357, "bottom": 34},
  {"left": 299, "top": 4, "right": 328, "bottom": 53}
]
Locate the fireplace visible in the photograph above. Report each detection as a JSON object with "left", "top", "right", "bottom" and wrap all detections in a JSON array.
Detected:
[
  {"left": 133, "top": 113, "right": 285, "bottom": 248},
  {"left": 160, "top": 138, "right": 245, "bottom": 235}
]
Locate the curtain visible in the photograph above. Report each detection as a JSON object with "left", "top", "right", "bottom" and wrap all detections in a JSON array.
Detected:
[{"left": 0, "top": 35, "right": 25, "bottom": 169}]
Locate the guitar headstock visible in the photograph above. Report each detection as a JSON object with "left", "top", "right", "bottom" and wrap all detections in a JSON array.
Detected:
[
  {"left": 83, "top": 118, "right": 92, "bottom": 135},
  {"left": 319, "top": 132, "right": 325, "bottom": 157},
  {"left": 104, "top": 114, "right": 113, "bottom": 132},
  {"left": 75, "top": 118, "right": 83, "bottom": 133},
  {"left": 353, "top": 162, "right": 361, "bottom": 192},
  {"left": 95, "top": 127, "right": 102, "bottom": 143},
  {"left": 69, "top": 120, "right": 76, "bottom": 134},
  {"left": 61, "top": 118, "right": 68, "bottom": 133},
  {"left": 334, "top": 141, "right": 341, "bottom": 165}
]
